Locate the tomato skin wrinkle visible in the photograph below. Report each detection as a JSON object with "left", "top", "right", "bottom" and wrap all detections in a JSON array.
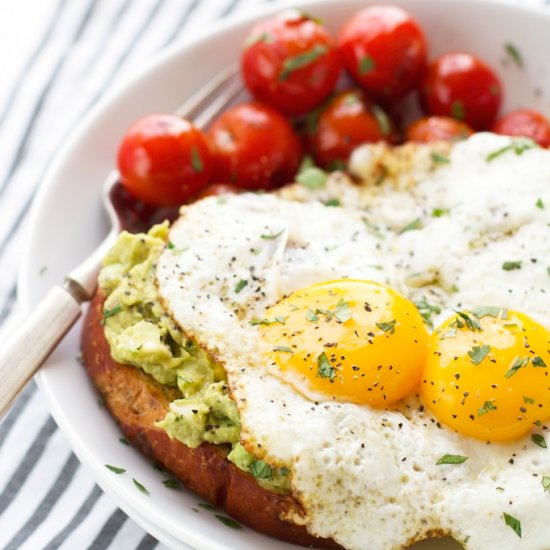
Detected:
[
  {"left": 420, "top": 52, "right": 503, "bottom": 130},
  {"left": 207, "top": 102, "right": 303, "bottom": 191},
  {"left": 492, "top": 109, "right": 550, "bottom": 147},
  {"left": 308, "top": 89, "right": 394, "bottom": 169},
  {"left": 117, "top": 114, "right": 212, "bottom": 207},
  {"left": 337, "top": 5, "right": 428, "bottom": 103},
  {"left": 241, "top": 11, "right": 341, "bottom": 116}
]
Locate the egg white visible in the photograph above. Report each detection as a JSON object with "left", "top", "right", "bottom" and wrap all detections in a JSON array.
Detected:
[{"left": 156, "top": 134, "right": 550, "bottom": 550}]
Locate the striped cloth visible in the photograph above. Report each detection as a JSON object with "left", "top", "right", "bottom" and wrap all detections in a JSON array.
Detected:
[{"left": 0, "top": 0, "right": 548, "bottom": 549}]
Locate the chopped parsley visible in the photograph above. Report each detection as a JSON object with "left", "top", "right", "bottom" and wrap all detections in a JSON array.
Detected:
[
  {"left": 523, "top": 396, "right": 535, "bottom": 405},
  {"left": 536, "top": 197, "right": 545, "bottom": 209},
  {"left": 472, "top": 306, "right": 507, "bottom": 319},
  {"left": 468, "top": 344, "right": 490, "bottom": 365},
  {"left": 432, "top": 207, "right": 450, "bottom": 217},
  {"left": 101, "top": 304, "right": 122, "bottom": 325},
  {"left": 431, "top": 152, "right": 450, "bottom": 164},
  {"left": 306, "top": 309, "right": 319, "bottom": 322},
  {"left": 162, "top": 479, "right": 180, "bottom": 489},
  {"left": 297, "top": 166, "right": 327, "bottom": 189},
  {"left": 504, "top": 356, "right": 529, "bottom": 379},
  {"left": 250, "top": 460, "right": 272, "bottom": 479},
  {"left": 261, "top": 229, "right": 285, "bottom": 240},
  {"left": 503, "top": 512, "right": 522, "bottom": 538},
  {"left": 372, "top": 104, "right": 391, "bottom": 136},
  {"left": 486, "top": 137, "right": 538, "bottom": 162},
  {"left": 323, "top": 198, "right": 341, "bottom": 207},
  {"left": 167, "top": 241, "right": 176, "bottom": 250},
  {"left": 273, "top": 346, "right": 293, "bottom": 353},
  {"left": 198, "top": 502, "right": 215, "bottom": 510},
  {"left": 191, "top": 147, "right": 203, "bottom": 173},
  {"left": 105, "top": 464, "right": 126, "bottom": 474},
  {"left": 358, "top": 55, "right": 375, "bottom": 75},
  {"left": 436, "top": 454, "right": 469, "bottom": 465},
  {"left": 502, "top": 260, "right": 522, "bottom": 271},
  {"left": 234, "top": 279, "right": 248, "bottom": 293},
  {"left": 478, "top": 400, "right": 497, "bottom": 417},
  {"left": 215, "top": 515, "right": 243, "bottom": 530},
  {"left": 399, "top": 218, "right": 422, "bottom": 234},
  {"left": 504, "top": 42, "right": 524, "bottom": 68},
  {"left": 250, "top": 316, "right": 286, "bottom": 326},
  {"left": 414, "top": 298, "right": 441, "bottom": 328},
  {"left": 376, "top": 319, "right": 396, "bottom": 334},
  {"left": 279, "top": 44, "right": 329, "bottom": 81},
  {"left": 317, "top": 351, "right": 336, "bottom": 379},
  {"left": 244, "top": 31, "right": 273, "bottom": 47},
  {"left": 452, "top": 310, "right": 482, "bottom": 332},
  {"left": 542, "top": 476, "right": 550, "bottom": 492},
  {"left": 333, "top": 299, "right": 352, "bottom": 323},
  {"left": 532, "top": 355, "right": 547, "bottom": 368},
  {"left": 532, "top": 434, "right": 547, "bottom": 448},
  {"left": 451, "top": 100, "right": 465, "bottom": 120},
  {"left": 133, "top": 478, "right": 150, "bottom": 495}
]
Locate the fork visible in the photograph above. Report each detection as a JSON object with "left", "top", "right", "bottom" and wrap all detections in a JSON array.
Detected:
[{"left": 0, "top": 64, "right": 243, "bottom": 419}]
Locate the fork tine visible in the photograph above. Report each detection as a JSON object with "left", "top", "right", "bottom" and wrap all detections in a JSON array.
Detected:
[{"left": 174, "top": 63, "right": 240, "bottom": 120}]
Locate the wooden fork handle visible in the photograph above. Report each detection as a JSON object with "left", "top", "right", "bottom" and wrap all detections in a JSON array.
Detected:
[{"left": 0, "top": 286, "right": 81, "bottom": 418}]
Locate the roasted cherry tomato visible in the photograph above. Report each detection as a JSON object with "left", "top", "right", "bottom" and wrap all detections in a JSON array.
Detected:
[
  {"left": 241, "top": 11, "right": 341, "bottom": 116},
  {"left": 406, "top": 116, "right": 474, "bottom": 143},
  {"left": 195, "top": 183, "right": 241, "bottom": 200},
  {"left": 207, "top": 102, "right": 302, "bottom": 190},
  {"left": 337, "top": 6, "right": 427, "bottom": 103},
  {"left": 492, "top": 109, "right": 550, "bottom": 147},
  {"left": 420, "top": 52, "right": 502, "bottom": 130},
  {"left": 117, "top": 114, "right": 212, "bottom": 207},
  {"left": 308, "top": 89, "right": 394, "bottom": 170}
]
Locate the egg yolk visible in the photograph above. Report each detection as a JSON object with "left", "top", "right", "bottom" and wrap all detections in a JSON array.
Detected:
[
  {"left": 258, "top": 279, "right": 428, "bottom": 406},
  {"left": 421, "top": 308, "right": 550, "bottom": 441}
]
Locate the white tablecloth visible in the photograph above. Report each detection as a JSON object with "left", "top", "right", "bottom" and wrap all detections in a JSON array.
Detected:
[{"left": 0, "top": 0, "right": 548, "bottom": 548}]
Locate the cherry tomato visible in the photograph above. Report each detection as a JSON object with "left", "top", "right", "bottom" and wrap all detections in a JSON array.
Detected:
[
  {"left": 308, "top": 89, "right": 394, "bottom": 170},
  {"left": 420, "top": 52, "right": 502, "bottom": 130},
  {"left": 117, "top": 114, "right": 212, "bottom": 207},
  {"left": 406, "top": 116, "right": 474, "bottom": 143},
  {"left": 195, "top": 183, "right": 241, "bottom": 200},
  {"left": 492, "top": 109, "right": 550, "bottom": 147},
  {"left": 337, "top": 6, "right": 427, "bottom": 103},
  {"left": 241, "top": 11, "right": 341, "bottom": 116},
  {"left": 207, "top": 102, "right": 302, "bottom": 190}
]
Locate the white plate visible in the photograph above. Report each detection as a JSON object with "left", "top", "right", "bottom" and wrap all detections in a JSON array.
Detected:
[{"left": 18, "top": 0, "right": 550, "bottom": 549}]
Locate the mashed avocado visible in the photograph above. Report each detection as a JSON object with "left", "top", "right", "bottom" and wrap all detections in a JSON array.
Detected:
[{"left": 98, "top": 225, "right": 289, "bottom": 493}]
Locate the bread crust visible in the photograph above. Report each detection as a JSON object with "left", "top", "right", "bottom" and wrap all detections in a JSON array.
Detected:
[{"left": 81, "top": 290, "right": 339, "bottom": 548}]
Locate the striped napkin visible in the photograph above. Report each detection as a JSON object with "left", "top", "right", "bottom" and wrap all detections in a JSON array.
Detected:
[{"left": 0, "top": 0, "right": 548, "bottom": 549}]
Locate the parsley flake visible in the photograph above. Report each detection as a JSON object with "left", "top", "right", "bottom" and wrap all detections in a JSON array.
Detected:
[
  {"left": 436, "top": 454, "right": 469, "bottom": 465},
  {"left": 523, "top": 396, "right": 535, "bottom": 405},
  {"left": 542, "top": 476, "right": 550, "bottom": 492},
  {"left": 478, "top": 400, "right": 497, "bottom": 416},
  {"left": 297, "top": 167, "right": 327, "bottom": 189},
  {"left": 198, "top": 502, "right": 215, "bottom": 510},
  {"left": 431, "top": 152, "right": 450, "bottom": 164},
  {"left": 452, "top": 310, "right": 482, "bottom": 331},
  {"left": 250, "top": 460, "right": 272, "bottom": 479},
  {"left": 133, "top": 478, "right": 150, "bottom": 495},
  {"left": 451, "top": 100, "right": 465, "bottom": 120},
  {"left": 376, "top": 319, "right": 397, "bottom": 334},
  {"left": 468, "top": 344, "right": 490, "bottom": 365},
  {"left": 234, "top": 279, "right": 248, "bottom": 293},
  {"left": 432, "top": 207, "right": 450, "bottom": 217},
  {"left": 486, "top": 137, "right": 538, "bottom": 162},
  {"left": 215, "top": 515, "right": 243, "bottom": 530},
  {"left": 504, "top": 43, "right": 524, "bottom": 68},
  {"left": 273, "top": 346, "right": 293, "bottom": 353},
  {"left": 399, "top": 218, "right": 422, "bottom": 234},
  {"left": 250, "top": 316, "right": 286, "bottom": 326},
  {"left": 191, "top": 147, "right": 203, "bottom": 173},
  {"left": 306, "top": 309, "right": 319, "bottom": 322},
  {"left": 101, "top": 304, "right": 122, "bottom": 325},
  {"left": 244, "top": 31, "right": 273, "bottom": 47},
  {"left": 503, "top": 512, "right": 522, "bottom": 538},
  {"left": 358, "top": 55, "right": 375, "bottom": 75},
  {"left": 261, "top": 229, "right": 284, "bottom": 240},
  {"left": 279, "top": 44, "right": 329, "bottom": 81},
  {"left": 532, "top": 434, "right": 547, "bottom": 448},
  {"left": 532, "top": 355, "right": 547, "bottom": 368},
  {"left": 167, "top": 241, "right": 176, "bottom": 250},
  {"left": 415, "top": 298, "right": 441, "bottom": 328},
  {"left": 536, "top": 197, "right": 545, "bottom": 209},
  {"left": 317, "top": 351, "right": 336, "bottom": 379},
  {"left": 472, "top": 306, "right": 507, "bottom": 319},
  {"left": 502, "top": 260, "right": 522, "bottom": 271},
  {"left": 372, "top": 104, "right": 391, "bottom": 136},
  {"left": 105, "top": 464, "right": 126, "bottom": 474},
  {"left": 162, "top": 479, "right": 180, "bottom": 489},
  {"left": 505, "top": 356, "right": 529, "bottom": 378},
  {"left": 323, "top": 198, "right": 341, "bottom": 207},
  {"left": 333, "top": 299, "right": 352, "bottom": 323}
]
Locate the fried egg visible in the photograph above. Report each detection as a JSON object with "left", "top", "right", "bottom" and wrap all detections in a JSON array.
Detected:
[{"left": 156, "top": 134, "right": 550, "bottom": 550}]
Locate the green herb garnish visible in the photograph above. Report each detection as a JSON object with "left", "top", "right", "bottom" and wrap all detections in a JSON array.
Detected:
[
  {"left": 191, "top": 146, "right": 203, "bottom": 173},
  {"left": 333, "top": 299, "right": 352, "bottom": 323},
  {"left": 297, "top": 167, "right": 327, "bottom": 189},
  {"left": 523, "top": 396, "right": 535, "bottom": 404},
  {"left": 532, "top": 434, "right": 547, "bottom": 448},
  {"left": 279, "top": 44, "right": 329, "bottom": 81},
  {"left": 432, "top": 207, "right": 450, "bottom": 217},
  {"left": 468, "top": 344, "right": 490, "bottom": 365},
  {"left": 306, "top": 309, "right": 319, "bottom": 322},
  {"left": 486, "top": 137, "right": 538, "bottom": 162},
  {"left": 358, "top": 55, "right": 375, "bottom": 75},
  {"left": 244, "top": 31, "right": 273, "bottom": 47},
  {"left": 101, "top": 304, "right": 122, "bottom": 325},
  {"left": 542, "top": 476, "right": 550, "bottom": 492},
  {"left": 250, "top": 460, "right": 272, "bottom": 479},
  {"left": 415, "top": 298, "right": 441, "bottom": 328},
  {"left": 162, "top": 479, "right": 180, "bottom": 489},
  {"left": 536, "top": 197, "right": 544, "bottom": 209},
  {"left": 478, "top": 400, "right": 497, "bottom": 416},
  {"left": 376, "top": 319, "right": 397, "bottom": 334},
  {"left": 532, "top": 355, "right": 547, "bottom": 368},
  {"left": 472, "top": 306, "right": 506, "bottom": 319},
  {"left": 399, "top": 218, "right": 422, "bottom": 234},
  {"left": 133, "top": 478, "right": 150, "bottom": 495},
  {"left": 372, "top": 104, "right": 391, "bottom": 136},
  {"left": 323, "top": 198, "right": 341, "bottom": 207},
  {"left": 273, "top": 346, "right": 293, "bottom": 353},
  {"left": 505, "top": 356, "right": 529, "bottom": 378},
  {"left": 436, "top": 454, "right": 469, "bottom": 465},
  {"left": 451, "top": 100, "right": 465, "bottom": 120},
  {"left": 215, "top": 515, "right": 243, "bottom": 530},
  {"left": 105, "top": 464, "right": 126, "bottom": 474},
  {"left": 317, "top": 351, "right": 336, "bottom": 379},
  {"left": 502, "top": 261, "right": 522, "bottom": 271},
  {"left": 250, "top": 316, "right": 286, "bottom": 326},
  {"left": 503, "top": 512, "right": 522, "bottom": 538},
  {"left": 452, "top": 310, "right": 482, "bottom": 331},
  {"left": 261, "top": 229, "right": 284, "bottom": 240},
  {"left": 431, "top": 152, "right": 450, "bottom": 164},
  {"left": 505, "top": 43, "right": 524, "bottom": 68},
  {"left": 234, "top": 279, "right": 248, "bottom": 293}
]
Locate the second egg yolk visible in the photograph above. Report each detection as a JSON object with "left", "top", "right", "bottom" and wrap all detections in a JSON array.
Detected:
[
  {"left": 422, "top": 308, "right": 550, "bottom": 441},
  {"left": 258, "top": 279, "right": 428, "bottom": 407}
]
